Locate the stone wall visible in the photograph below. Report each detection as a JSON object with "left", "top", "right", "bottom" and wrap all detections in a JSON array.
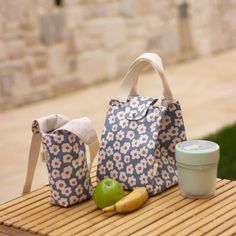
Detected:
[{"left": 0, "top": 0, "right": 236, "bottom": 110}]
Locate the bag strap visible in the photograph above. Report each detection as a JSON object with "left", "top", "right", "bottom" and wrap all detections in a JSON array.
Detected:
[
  {"left": 116, "top": 53, "right": 173, "bottom": 101},
  {"left": 22, "top": 116, "right": 99, "bottom": 195},
  {"left": 22, "top": 134, "right": 41, "bottom": 195}
]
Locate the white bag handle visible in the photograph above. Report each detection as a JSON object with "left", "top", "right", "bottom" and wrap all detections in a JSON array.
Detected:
[
  {"left": 116, "top": 53, "right": 173, "bottom": 101},
  {"left": 22, "top": 115, "right": 99, "bottom": 195}
]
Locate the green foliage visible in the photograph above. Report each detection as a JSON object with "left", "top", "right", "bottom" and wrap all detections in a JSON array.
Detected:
[{"left": 203, "top": 123, "right": 236, "bottom": 180}]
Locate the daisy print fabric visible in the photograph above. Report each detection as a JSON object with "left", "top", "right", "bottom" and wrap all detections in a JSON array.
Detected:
[
  {"left": 97, "top": 96, "right": 186, "bottom": 196},
  {"left": 32, "top": 124, "right": 93, "bottom": 207}
]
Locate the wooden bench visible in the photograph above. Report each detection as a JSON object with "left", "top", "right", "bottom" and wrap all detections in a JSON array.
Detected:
[{"left": 1, "top": 167, "right": 236, "bottom": 236}]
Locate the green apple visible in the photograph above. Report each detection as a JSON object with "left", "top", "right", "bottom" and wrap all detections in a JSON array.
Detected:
[{"left": 93, "top": 178, "right": 125, "bottom": 208}]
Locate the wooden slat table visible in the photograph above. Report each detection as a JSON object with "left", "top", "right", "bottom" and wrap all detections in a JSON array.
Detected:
[{"left": 1, "top": 167, "right": 236, "bottom": 236}]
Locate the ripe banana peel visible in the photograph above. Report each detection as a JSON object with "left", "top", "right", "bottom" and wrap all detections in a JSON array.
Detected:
[{"left": 102, "top": 187, "right": 148, "bottom": 213}]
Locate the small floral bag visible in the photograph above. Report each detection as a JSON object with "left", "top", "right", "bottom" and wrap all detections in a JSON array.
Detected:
[
  {"left": 23, "top": 114, "right": 99, "bottom": 207},
  {"left": 97, "top": 53, "right": 187, "bottom": 196}
]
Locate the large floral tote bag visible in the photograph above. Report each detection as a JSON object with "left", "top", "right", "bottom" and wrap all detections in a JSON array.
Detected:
[
  {"left": 23, "top": 114, "right": 99, "bottom": 207},
  {"left": 97, "top": 53, "right": 187, "bottom": 196}
]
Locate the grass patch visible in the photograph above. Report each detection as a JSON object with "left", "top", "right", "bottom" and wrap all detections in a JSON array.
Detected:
[{"left": 203, "top": 123, "right": 236, "bottom": 180}]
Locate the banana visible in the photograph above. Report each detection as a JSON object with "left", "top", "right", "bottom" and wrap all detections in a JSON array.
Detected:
[{"left": 102, "top": 187, "right": 148, "bottom": 213}]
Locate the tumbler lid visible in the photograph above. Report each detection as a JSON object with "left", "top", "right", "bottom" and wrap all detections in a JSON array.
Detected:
[{"left": 175, "top": 140, "right": 220, "bottom": 165}]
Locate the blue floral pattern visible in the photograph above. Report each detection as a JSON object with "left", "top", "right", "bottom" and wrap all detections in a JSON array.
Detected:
[
  {"left": 32, "top": 122, "right": 93, "bottom": 207},
  {"left": 97, "top": 96, "right": 186, "bottom": 196}
]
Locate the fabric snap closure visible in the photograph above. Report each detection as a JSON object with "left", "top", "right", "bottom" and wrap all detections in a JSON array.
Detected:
[{"left": 125, "top": 96, "right": 157, "bottom": 121}]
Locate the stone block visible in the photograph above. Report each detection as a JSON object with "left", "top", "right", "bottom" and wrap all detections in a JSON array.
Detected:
[
  {"left": 35, "top": 56, "right": 48, "bottom": 70},
  {"left": 0, "top": 61, "right": 31, "bottom": 99},
  {"left": 63, "top": 0, "right": 79, "bottom": 6},
  {"left": 19, "top": 0, "right": 38, "bottom": 30},
  {"left": 2, "top": 30, "right": 23, "bottom": 41},
  {"left": 192, "top": 31, "right": 212, "bottom": 56},
  {"left": 123, "top": 40, "right": 147, "bottom": 59},
  {"left": 39, "top": 12, "right": 65, "bottom": 45},
  {"left": 7, "top": 39, "right": 25, "bottom": 59},
  {"left": 153, "top": 1, "right": 176, "bottom": 21},
  {"left": 37, "top": 0, "right": 54, "bottom": 11},
  {"left": 1, "top": 0, "right": 23, "bottom": 23},
  {"left": 119, "top": 0, "right": 140, "bottom": 17},
  {"left": 160, "top": 23, "right": 180, "bottom": 54},
  {"left": 73, "top": 29, "right": 103, "bottom": 52},
  {"left": 147, "top": 35, "right": 162, "bottom": 50},
  {"left": 126, "top": 18, "right": 147, "bottom": 39},
  {"left": 31, "top": 70, "right": 48, "bottom": 86},
  {"left": 147, "top": 19, "right": 180, "bottom": 55},
  {"left": 64, "top": 6, "right": 83, "bottom": 29},
  {"left": 0, "top": 62, "right": 31, "bottom": 99},
  {"left": 8, "top": 59, "right": 25, "bottom": 72},
  {"left": 67, "top": 56, "right": 77, "bottom": 73},
  {"left": 77, "top": 50, "right": 107, "bottom": 84},
  {"left": 27, "top": 48, "right": 48, "bottom": 70},
  {"left": 11, "top": 71, "right": 32, "bottom": 99},
  {"left": 0, "top": 15, "right": 5, "bottom": 35},
  {"left": 4, "top": 0, "right": 37, "bottom": 32},
  {"left": 86, "top": 18, "right": 126, "bottom": 49},
  {"left": 26, "top": 45, "right": 47, "bottom": 57},
  {"left": 0, "top": 70, "right": 15, "bottom": 96},
  {"left": 145, "top": 15, "right": 163, "bottom": 31},
  {"left": 23, "top": 57, "right": 34, "bottom": 78},
  {"left": 27, "top": 87, "right": 50, "bottom": 103},
  {"left": 48, "top": 44, "right": 67, "bottom": 78},
  {"left": 119, "top": 0, "right": 156, "bottom": 16},
  {"left": 115, "top": 40, "right": 147, "bottom": 74},
  {"left": 82, "top": 2, "right": 118, "bottom": 19},
  {"left": 77, "top": 17, "right": 132, "bottom": 51},
  {"left": 24, "top": 32, "right": 40, "bottom": 47},
  {"left": 134, "top": 0, "right": 160, "bottom": 15},
  {"left": 106, "top": 54, "right": 118, "bottom": 80},
  {"left": 139, "top": 0, "right": 159, "bottom": 13},
  {"left": 0, "top": 41, "right": 7, "bottom": 61},
  {"left": 52, "top": 77, "right": 80, "bottom": 94}
]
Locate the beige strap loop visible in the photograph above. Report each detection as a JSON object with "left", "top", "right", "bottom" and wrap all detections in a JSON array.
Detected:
[
  {"left": 116, "top": 53, "right": 173, "bottom": 101},
  {"left": 22, "top": 134, "right": 41, "bottom": 194}
]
